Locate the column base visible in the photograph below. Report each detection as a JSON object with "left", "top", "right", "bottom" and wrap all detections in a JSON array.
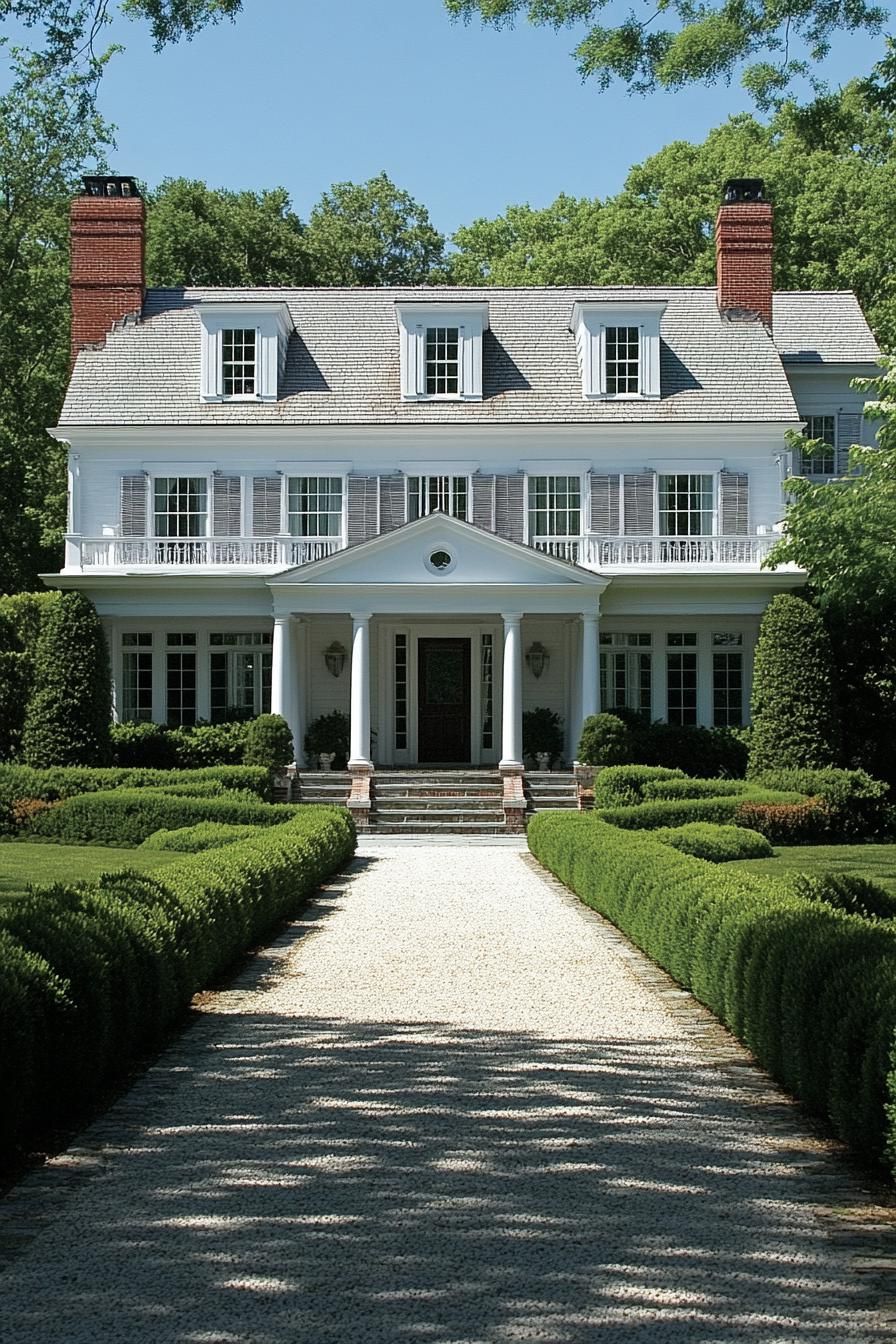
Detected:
[
  {"left": 499, "top": 760, "right": 524, "bottom": 774},
  {"left": 347, "top": 758, "right": 374, "bottom": 771}
]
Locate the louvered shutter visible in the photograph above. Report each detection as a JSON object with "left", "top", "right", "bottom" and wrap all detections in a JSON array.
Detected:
[
  {"left": 347, "top": 474, "right": 379, "bottom": 546},
  {"left": 120, "top": 474, "right": 147, "bottom": 536},
  {"left": 623, "top": 473, "right": 654, "bottom": 536},
  {"left": 472, "top": 473, "right": 495, "bottom": 532},
  {"left": 720, "top": 472, "right": 749, "bottom": 535},
  {"left": 379, "top": 475, "right": 406, "bottom": 532},
  {"left": 589, "top": 473, "right": 620, "bottom": 537},
  {"left": 212, "top": 475, "right": 242, "bottom": 536},
  {"left": 494, "top": 473, "right": 524, "bottom": 544},
  {"left": 252, "top": 476, "right": 281, "bottom": 536},
  {"left": 837, "top": 410, "right": 862, "bottom": 475}
]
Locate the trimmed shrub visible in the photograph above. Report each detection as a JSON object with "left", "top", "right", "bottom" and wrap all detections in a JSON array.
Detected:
[
  {"left": 23, "top": 789, "right": 296, "bottom": 847},
  {"left": 141, "top": 822, "right": 264, "bottom": 852},
  {"left": 749, "top": 594, "right": 840, "bottom": 775},
  {"left": 592, "top": 765, "right": 685, "bottom": 808},
  {"left": 110, "top": 720, "right": 252, "bottom": 769},
  {"left": 522, "top": 707, "right": 564, "bottom": 766},
  {"left": 0, "top": 763, "right": 271, "bottom": 804},
  {"left": 0, "top": 806, "right": 355, "bottom": 1147},
  {"left": 750, "top": 767, "right": 891, "bottom": 841},
  {"left": 304, "top": 712, "right": 350, "bottom": 769},
  {"left": 21, "top": 591, "right": 112, "bottom": 768},
  {"left": 244, "top": 714, "right": 294, "bottom": 770},
  {"left": 789, "top": 872, "right": 896, "bottom": 922},
  {"left": 578, "top": 713, "right": 631, "bottom": 766},
  {"left": 622, "top": 714, "right": 749, "bottom": 778},
  {"left": 527, "top": 813, "right": 896, "bottom": 1167},
  {"left": 109, "top": 722, "right": 178, "bottom": 769},
  {"left": 734, "top": 799, "right": 830, "bottom": 844},
  {"left": 641, "top": 777, "right": 746, "bottom": 801},
  {"left": 595, "top": 789, "right": 807, "bottom": 831},
  {"left": 651, "top": 822, "right": 774, "bottom": 862}
]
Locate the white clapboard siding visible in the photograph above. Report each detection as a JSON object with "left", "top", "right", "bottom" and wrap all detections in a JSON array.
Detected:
[
  {"left": 212, "top": 475, "right": 242, "bottom": 536},
  {"left": 623, "top": 473, "right": 654, "bottom": 536},
  {"left": 471, "top": 473, "right": 496, "bottom": 531},
  {"left": 379, "top": 475, "right": 406, "bottom": 533},
  {"left": 494, "top": 473, "right": 524, "bottom": 544},
  {"left": 346, "top": 474, "right": 379, "bottom": 546},
  {"left": 589, "top": 473, "right": 620, "bottom": 536},
  {"left": 252, "top": 476, "right": 282, "bottom": 536},
  {"left": 120, "top": 474, "right": 148, "bottom": 536},
  {"left": 719, "top": 471, "right": 749, "bottom": 535}
]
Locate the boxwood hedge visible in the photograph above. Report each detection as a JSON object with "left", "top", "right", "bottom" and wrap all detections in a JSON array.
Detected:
[
  {"left": 528, "top": 813, "right": 896, "bottom": 1168},
  {"left": 0, "top": 804, "right": 354, "bottom": 1148},
  {"left": 22, "top": 789, "right": 297, "bottom": 847},
  {"left": 141, "top": 822, "right": 264, "bottom": 852},
  {"left": 592, "top": 766, "right": 686, "bottom": 808},
  {"left": 651, "top": 822, "right": 773, "bottom": 862},
  {"left": 594, "top": 789, "right": 806, "bottom": 831}
]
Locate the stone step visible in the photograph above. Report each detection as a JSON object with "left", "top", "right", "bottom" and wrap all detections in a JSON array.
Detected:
[
  {"left": 372, "top": 821, "right": 512, "bottom": 835},
  {"left": 373, "top": 807, "right": 506, "bottom": 822},
  {"left": 375, "top": 796, "right": 504, "bottom": 810}
]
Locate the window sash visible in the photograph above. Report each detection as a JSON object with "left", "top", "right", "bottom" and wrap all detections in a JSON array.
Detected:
[
  {"left": 166, "top": 651, "right": 196, "bottom": 726},
  {"left": 287, "top": 476, "right": 343, "bottom": 537},
  {"left": 425, "top": 326, "right": 460, "bottom": 395},
  {"left": 154, "top": 477, "right": 208, "bottom": 538},
  {"left": 209, "top": 649, "right": 272, "bottom": 722},
  {"left": 713, "top": 652, "right": 743, "bottom": 728},
  {"left": 600, "top": 650, "right": 652, "bottom": 717},
  {"left": 528, "top": 475, "right": 581, "bottom": 538},
  {"left": 658, "top": 474, "right": 714, "bottom": 537},
  {"left": 407, "top": 475, "right": 468, "bottom": 522},
  {"left": 802, "top": 416, "right": 837, "bottom": 475},
  {"left": 221, "top": 327, "right": 257, "bottom": 397},
  {"left": 667, "top": 651, "right": 698, "bottom": 726},
  {"left": 121, "top": 650, "right": 153, "bottom": 722},
  {"left": 605, "top": 325, "right": 640, "bottom": 395}
]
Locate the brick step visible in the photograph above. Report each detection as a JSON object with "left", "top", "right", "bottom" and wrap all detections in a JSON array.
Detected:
[
  {"left": 375, "top": 787, "right": 502, "bottom": 800},
  {"left": 526, "top": 798, "right": 579, "bottom": 809}
]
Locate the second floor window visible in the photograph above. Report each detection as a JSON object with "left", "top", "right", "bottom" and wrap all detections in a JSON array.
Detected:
[
  {"left": 528, "top": 476, "right": 581, "bottom": 538},
  {"left": 408, "top": 475, "right": 468, "bottom": 522},
  {"left": 605, "top": 326, "right": 640, "bottom": 394},
  {"left": 287, "top": 476, "right": 343, "bottom": 537},
  {"left": 222, "top": 328, "right": 257, "bottom": 396},
  {"left": 154, "top": 477, "right": 207, "bottom": 537},
  {"left": 426, "top": 327, "right": 460, "bottom": 395},
  {"left": 802, "top": 415, "right": 836, "bottom": 476},
  {"left": 659, "top": 474, "right": 714, "bottom": 536}
]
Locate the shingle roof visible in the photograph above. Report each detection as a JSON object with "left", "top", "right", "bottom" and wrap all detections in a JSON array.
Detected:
[
  {"left": 772, "top": 292, "right": 881, "bottom": 364},
  {"left": 58, "top": 284, "right": 873, "bottom": 428}
]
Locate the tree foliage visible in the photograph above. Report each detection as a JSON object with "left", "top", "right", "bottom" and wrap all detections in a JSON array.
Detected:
[
  {"left": 748, "top": 594, "right": 840, "bottom": 775},
  {"left": 444, "top": 0, "right": 888, "bottom": 107},
  {"left": 21, "top": 589, "right": 112, "bottom": 766},
  {"left": 303, "top": 172, "right": 447, "bottom": 286}
]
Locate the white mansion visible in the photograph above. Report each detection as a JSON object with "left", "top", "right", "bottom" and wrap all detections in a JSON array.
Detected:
[{"left": 51, "top": 176, "right": 880, "bottom": 776}]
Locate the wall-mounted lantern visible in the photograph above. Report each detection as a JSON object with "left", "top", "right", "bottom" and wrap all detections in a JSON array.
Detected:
[
  {"left": 323, "top": 641, "right": 347, "bottom": 678},
  {"left": 525, "top": 641, "right": 549, "bottom": 679}
]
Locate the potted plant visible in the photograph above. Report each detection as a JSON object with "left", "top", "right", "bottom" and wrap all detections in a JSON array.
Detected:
[
  {"left": 303, "top": 711, "right": 350, "bottom": 770},
  {"left": 522, "top": 707, "right": 564, "bottom": 769}
]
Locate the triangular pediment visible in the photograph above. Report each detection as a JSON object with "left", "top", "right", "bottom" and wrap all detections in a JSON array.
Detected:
[{"left": 267, "top": 513, "right": 607, "bottom": 588}]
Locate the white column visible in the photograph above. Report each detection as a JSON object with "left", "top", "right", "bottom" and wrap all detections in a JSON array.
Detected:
[
  {"left": 580, "top": 610, "right": 600, "bottom": 727},
  {"left": 499, "top": 612, "right": 523, "bottom": 769},
  {"left": 271, "top": 614, "right": 299, "bottom": 763},
  {"left": 348, "top": 613, "right": 372, "bottom": 768},
  {"left": 291, "top": 617, "right": 306, "bottom": 767}
]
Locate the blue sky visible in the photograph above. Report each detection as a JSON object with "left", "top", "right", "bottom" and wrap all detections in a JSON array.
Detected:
[{"left": 91, "top": 0, "right": 889, "bottom": 235}]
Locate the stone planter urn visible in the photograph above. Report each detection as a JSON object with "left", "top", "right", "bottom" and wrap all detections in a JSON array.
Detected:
[
  {"left": 318, "top": 752, "right": 336, "bottom": 772},
  {"left": 536, "top": 752, "right": 552, "bottom": 772}
]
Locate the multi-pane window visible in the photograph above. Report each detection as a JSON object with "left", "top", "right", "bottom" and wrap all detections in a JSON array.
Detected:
[
  {"left": 121, "top": 632, "right": 152, "bottom": 722},
  {"left": 425, "top": 326, "right": 460, "bottom": 395},
  {"left": 166, "top": 632, "right": 197, "bottom": 727},
  {"left": 394, "top": 634, "right": 408, "bottom": 751},
  {"left": 209, "top": 632, "right": 272, "bottom": 722},
  {"left": 222, "top": 328, "right": 256, "bottom": 396},
  {"left": 528, "top": 476, "right": 581, "bottom": 538},
  {"left": 154, "top": 477, "right": 207, "bottom": 538},
  {"left": 605, "top": 326, "right": 640, "bottom": 394},
  {"left": 287, "top": 477, "right": 343, "bottom": 537},
  {"left": 712, "top": 632, "right": 743, "bottom": 727},
  {"left": 802, "top": 415, "right": 836, "bottom": 476},
  {"left": 599, "top": 633, "right": 652, "bottom": 717},
  {"left": 659, "top": 474, "right": 714, "bottom": 537},
  {"left": 407, "top": 475, "right": 468, "bottom": 522},
  {"left": 481, "top": 633, "right": 494, "bottom": 751},
  {"left": 666, "top": 632, "right": 697, "bottom": 726}
]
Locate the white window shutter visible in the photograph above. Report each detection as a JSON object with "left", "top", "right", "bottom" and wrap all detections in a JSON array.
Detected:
[
  {"left": 213, "top": 475, "right": 242, "bottom": 536},
  {"left": 472, "top": 473, "right": 496, "bottom": 532},
  {"left": 720, "top": 472, "right": 749, "bottom": 535},
  {"left": 200, "top": 325, "right": 220, "bottom": 398},
  {"left": 346, "top": 475, "right": 379, "bottom": 545},
  {"left": 120, "top": 474, "right": 147, "bottom": 536},
  {"left": 589, "top": 473, "right": 621, "bottom": 536},
  {"left": 837, "top": 410, "right": 862, "bottom": 474},
  {"left": 458, "top": 323, "right": 467, "bottom": 396},
  {"left": 623, "top": 473, "right": 654, "bottom": 536},
  {"left": 379, "top": 475, "right": 407, "bottom": 532},
  {"left": 252, "top": 476, "right": 282, "bottom": 536},
  {"left": 495, "top": 473, "right": 525, "bottom": 545}
]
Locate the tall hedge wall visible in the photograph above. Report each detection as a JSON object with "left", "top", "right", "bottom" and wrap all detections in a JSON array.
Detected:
[
  {"left": 749, "top": 594, "right": 840, "bottom": 775},
  {"left": 21, "top": 591, "right": 112, "bottom": 767},
  {"left": 528, "top": 813, "right": 896, "bottom": 1169}
]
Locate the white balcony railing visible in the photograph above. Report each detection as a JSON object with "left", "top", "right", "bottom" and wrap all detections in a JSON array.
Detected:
[
  {"left": 69, "top": 536, "right": 343, "bottom": 569},
  {"left": 533, "top": 534, "right": 778, "bottom": 568}
]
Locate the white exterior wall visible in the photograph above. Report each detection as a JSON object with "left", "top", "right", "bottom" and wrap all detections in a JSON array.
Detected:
[{"left": 786, "top": 365, "right": 877, "bottom": 443}]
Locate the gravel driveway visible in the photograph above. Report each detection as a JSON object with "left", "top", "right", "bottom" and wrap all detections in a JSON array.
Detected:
[{"left": 1, "top": 841, "right": 892, "bottom": 1343}]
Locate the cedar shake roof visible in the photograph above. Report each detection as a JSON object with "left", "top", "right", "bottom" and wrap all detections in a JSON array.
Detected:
[{"left": 59, "top": 285, "right": 879, "bottom": 428}]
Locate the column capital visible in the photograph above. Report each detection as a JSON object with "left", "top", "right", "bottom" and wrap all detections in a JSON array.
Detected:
[
  {"left": 500, "top": 611, "right": 523, "bottom": 624},
  {"left": 350, "top": 611, "right": 372, "bottom": 624}
]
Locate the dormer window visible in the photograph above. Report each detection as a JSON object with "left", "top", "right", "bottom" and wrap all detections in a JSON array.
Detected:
[
  {"left": 197, "top": 302, "right": 293, "bottom": 402},
  {"left": 395, "top": 302, "right": 489, "bottom": 401},
  {"left": 571, "top": 301, "right": 666, "bottom": 400}
]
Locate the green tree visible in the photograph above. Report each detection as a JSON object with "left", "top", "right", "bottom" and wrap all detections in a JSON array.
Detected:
[
  {"left": 0, "top": 55, "right": 112, "bottom": 591},
  {"left": 146, "top": 179, "right": 309, "bottom": 287},
  {"left": 768, "top": 359, "right": 896, "bottom": 781},
  {"left": 445, "top": 0, "right": 888, "bottom": 107},
  {"left": 21, "top": 589, "right": 112, "bottom": 766},
  {"left": 451, "top": 195, "right": 605, "bottom": 285},
  {"left": 748, "top": 594, "right": 840, "bottom": 774},
  {"left": 303, "top": 173, "right": 447, "bottom": 286}
]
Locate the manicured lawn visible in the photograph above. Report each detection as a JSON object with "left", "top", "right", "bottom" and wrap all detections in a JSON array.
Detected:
[
  {"left": 732, "top": 844, "right": 896, "bottom": 896},
  {"left": 0, "top": 842, "right": 184, "bottom": 899}
]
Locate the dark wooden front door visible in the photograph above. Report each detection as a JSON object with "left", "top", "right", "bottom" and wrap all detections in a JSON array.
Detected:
[{"left": 417, "top": 638, "right": 471, "bottom": 763}]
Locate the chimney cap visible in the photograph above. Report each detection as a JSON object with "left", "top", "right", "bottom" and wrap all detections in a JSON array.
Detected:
[
  {"left": 722, "top": 178, "right": 767, "bottom": 205},
  {"left": 81, "top": 175, "right": 141, "bottom": 199}
]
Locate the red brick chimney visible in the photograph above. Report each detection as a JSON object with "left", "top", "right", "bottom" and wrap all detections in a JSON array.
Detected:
[
  {"left": 70, "top": 175, "right": 145, "bottom": 362},
  {"left": 715, "top": 178, "right": 773, "bottom": 328}
]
